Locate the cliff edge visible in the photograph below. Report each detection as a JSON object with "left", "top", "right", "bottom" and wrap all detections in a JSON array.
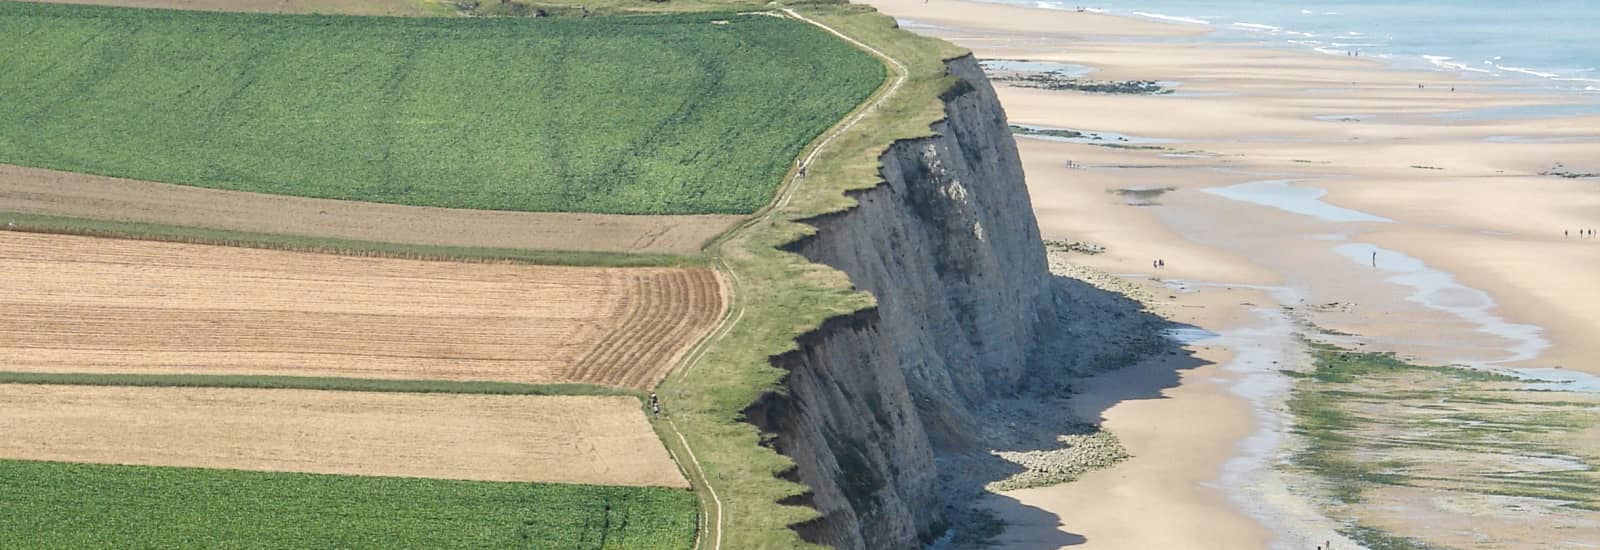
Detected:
[{"left": 744, "top": 54, "right": 1075, "bottom": 549}]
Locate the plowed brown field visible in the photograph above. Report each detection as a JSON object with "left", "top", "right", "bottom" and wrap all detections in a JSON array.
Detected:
[
  {"left": 0, "top": 384, "right": 687, "bottom": 487},
  {"left": 0, "top": 232, "right": 722, "bottom": 389}
]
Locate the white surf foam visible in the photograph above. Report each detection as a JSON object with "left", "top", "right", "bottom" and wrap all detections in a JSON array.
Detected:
[
  {"left": 1233, "top": 22, "right": 1283, "bottom": 32},
  {"left": 1497, "top": 64, "right": 1562, "bottom": 78},
  {"left": 1425, "top": 55, "right": 1493, "bottom": 74},
  {"left": 1131, "top": 11, "right": 1211, "bottom": 26}
]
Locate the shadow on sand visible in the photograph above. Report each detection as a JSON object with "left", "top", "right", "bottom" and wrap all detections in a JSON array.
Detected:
[{"left": 934, "top": 273, "right": 1215, "bottom": 548}]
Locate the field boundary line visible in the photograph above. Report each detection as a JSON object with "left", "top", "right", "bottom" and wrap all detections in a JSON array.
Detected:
[{"left": 661, "top": 8, "right": 911, "bottom": 550}]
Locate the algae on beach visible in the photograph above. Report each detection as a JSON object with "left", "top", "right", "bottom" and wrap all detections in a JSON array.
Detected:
[{"left": 1285, "top": 344, "right": 1600, "bottom": 549}]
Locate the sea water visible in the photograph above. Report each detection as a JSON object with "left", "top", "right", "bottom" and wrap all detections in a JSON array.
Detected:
[{"left": 978, "top": 0, "right": 1600, "bottom": 97}]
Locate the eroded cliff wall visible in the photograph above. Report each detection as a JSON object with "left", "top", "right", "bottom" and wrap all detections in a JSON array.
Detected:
[{"left": 745, "top": 55, "right": 1065, "bottom": 549}]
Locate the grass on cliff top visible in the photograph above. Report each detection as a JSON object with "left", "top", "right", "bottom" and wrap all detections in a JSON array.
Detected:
[
  {"left": 0, "top": 210, "right": 703, "bottom": 267},
  {"left": 654, "top": 5, "right": 969, "bottom": 548},
  {"left": 0, "top": 459, "right": 697, "bottom": 549},
  {"left": 0, "top": 2, "right": 882, "bottom": 215}
]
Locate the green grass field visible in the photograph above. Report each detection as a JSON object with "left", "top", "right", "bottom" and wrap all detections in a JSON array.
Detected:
[
  {"left": 0, "top": 460, "right": 697, "bottom": 549},
  {"left": 0, "top": 2, "right": 883, "bottom": 215}
]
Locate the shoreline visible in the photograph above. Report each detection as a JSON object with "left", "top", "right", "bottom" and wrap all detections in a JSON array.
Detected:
[
  {"left": 966, "top": 0, "right": 1600, "bottom": 102},
  {"left": 865, "top": 0, "right": 1600, "bottom": 546}
]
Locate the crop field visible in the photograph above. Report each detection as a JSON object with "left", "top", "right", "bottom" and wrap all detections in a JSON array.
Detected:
[
  {"left": 0, "top": 384, "right": 687, "bottom": 487},
  {"left": 0, "top": 2, "right": 884, "bottom": 215},
  {"left": 0, "top": 459, "right": 697, "bottom": 548},
  {"left": 17, "top": 0, "right": 442, "bottom": 14},
  {"left": 0, "top": 164, "right": 742, "bottom": 255},
  {"left": 0, "top": 232, "right": 722, "bottom": 389}
]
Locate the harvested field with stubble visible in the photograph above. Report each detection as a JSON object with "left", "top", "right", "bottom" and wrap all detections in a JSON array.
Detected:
[
  {"left": 0, "top": 384, "right": 686, "bottom": 487},
  {"left": 0, "top": 232, "right": 722, "bottom": 390},
  {"left": 0, "top": 164, "right": 740, "bottom": 255}
]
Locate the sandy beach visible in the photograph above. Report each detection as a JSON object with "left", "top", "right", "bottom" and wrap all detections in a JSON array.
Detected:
[{"left": 866, "top": 0, "right": 1600, "bottom": 546}]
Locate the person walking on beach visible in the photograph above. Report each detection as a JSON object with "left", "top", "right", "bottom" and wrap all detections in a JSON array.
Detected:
[{"left": 1372, "top": 250, "right": 1377, "bottom": 267}]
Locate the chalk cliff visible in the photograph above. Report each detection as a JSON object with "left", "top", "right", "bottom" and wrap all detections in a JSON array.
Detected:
[{"left": 742, "top": 54, "right": 1070, "bottom": 549}]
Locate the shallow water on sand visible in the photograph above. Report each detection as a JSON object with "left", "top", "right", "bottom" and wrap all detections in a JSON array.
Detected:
[
  {"left": 979, "top": 59, "right": 1097, "bottom": 77},
  {"left": 1330, "top": 242, "right": 1550, "bottom": 365},
  {"left": 1202, "top": 180, "right": 1392, "bottom": 223}
]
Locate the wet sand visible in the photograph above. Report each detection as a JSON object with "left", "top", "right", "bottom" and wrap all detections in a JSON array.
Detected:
[{"left": 867, "top": 0, "right": 1600, "bottom": 546}]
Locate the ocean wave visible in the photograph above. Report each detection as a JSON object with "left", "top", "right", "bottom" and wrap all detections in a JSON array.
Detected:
[
  {"left": 1497, "top": 65, "right": 1562, "bottom": 78},
  {"left": 1425, "top": 55, "right": 1494, "bottom": 74},
  {"left": 1131, "top": 11, "right": 1211, "bottom": 25},
  {"left": 1232, "top": 22, "right": 1282, "bottom": 32},
  {"left": 1032, "top": 1, "right": 1106, "bottom": 13}
]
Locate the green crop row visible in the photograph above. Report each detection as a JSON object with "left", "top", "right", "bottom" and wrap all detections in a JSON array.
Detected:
[
  {"left": 0, "top": 460, "right": 697, "bottom": 549},
  {"left": 0, "top": 2, "right": 883, "bottom": 215}
]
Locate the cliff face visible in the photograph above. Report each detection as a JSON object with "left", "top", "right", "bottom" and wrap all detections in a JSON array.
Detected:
[{"left": 744, "top": 55, "right": 1063, "bottom": 549}]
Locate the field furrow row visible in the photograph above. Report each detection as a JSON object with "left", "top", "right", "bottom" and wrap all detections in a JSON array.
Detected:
[{"left": 0, "top": 232, "right": 721, "bottom": 390}]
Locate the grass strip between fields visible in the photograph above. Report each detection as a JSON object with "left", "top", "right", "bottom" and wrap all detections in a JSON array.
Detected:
[
  {"left": 0, "top": 371, "right": 637, "bottom": 398},
  {"left": 2, "top": 3, "right": 971, "bottom": 548},
  {"left": 0, "top": 459, "right": 697, "bottom": 549},
  {"left": 0, "top": 210, "right": 702, "bottom": 267},
  {"left": 653, "top": 5, "right": 970, "bottom": 548}
]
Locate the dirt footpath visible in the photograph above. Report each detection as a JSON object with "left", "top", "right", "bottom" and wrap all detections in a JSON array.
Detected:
[
  {"left": 0, "top": 384, "right": 688, "bottom": 487},
  {"left": 0, "top": 232, "right": 722, "bottom": 389},
  {"left": 0, "top": 164, "right": 740, "bottom": 255}
]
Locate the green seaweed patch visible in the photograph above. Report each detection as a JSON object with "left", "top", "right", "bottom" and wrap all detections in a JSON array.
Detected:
[
  {"left": 1286, "top": 343, "right": 1600, "bottom": 546},
  {"left": 1339, "top": 524, "right": 1450, "bottom": 550},
  {"left": 1008, "top": 125, "right": 1083, "bottom": 139}
]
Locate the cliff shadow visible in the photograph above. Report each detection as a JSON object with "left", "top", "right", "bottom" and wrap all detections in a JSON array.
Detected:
[{"left": 935, "top": 271, "right": 1215, "bottom": 547}]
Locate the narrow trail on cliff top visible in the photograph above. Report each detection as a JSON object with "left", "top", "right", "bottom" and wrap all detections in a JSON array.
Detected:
[{"left": 662, "top": 8, "right": 912, "bottom": 550}]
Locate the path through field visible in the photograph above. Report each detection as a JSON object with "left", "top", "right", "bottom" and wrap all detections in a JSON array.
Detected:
[
  {"left": 0, "top": 232, "right": 721, "bottom": 390},
  {"left": 663, "top": 10, "right": 914, "bottom": 550},
  {"left": 0, "top": 384, "right": 687, "bottom": 487}
]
